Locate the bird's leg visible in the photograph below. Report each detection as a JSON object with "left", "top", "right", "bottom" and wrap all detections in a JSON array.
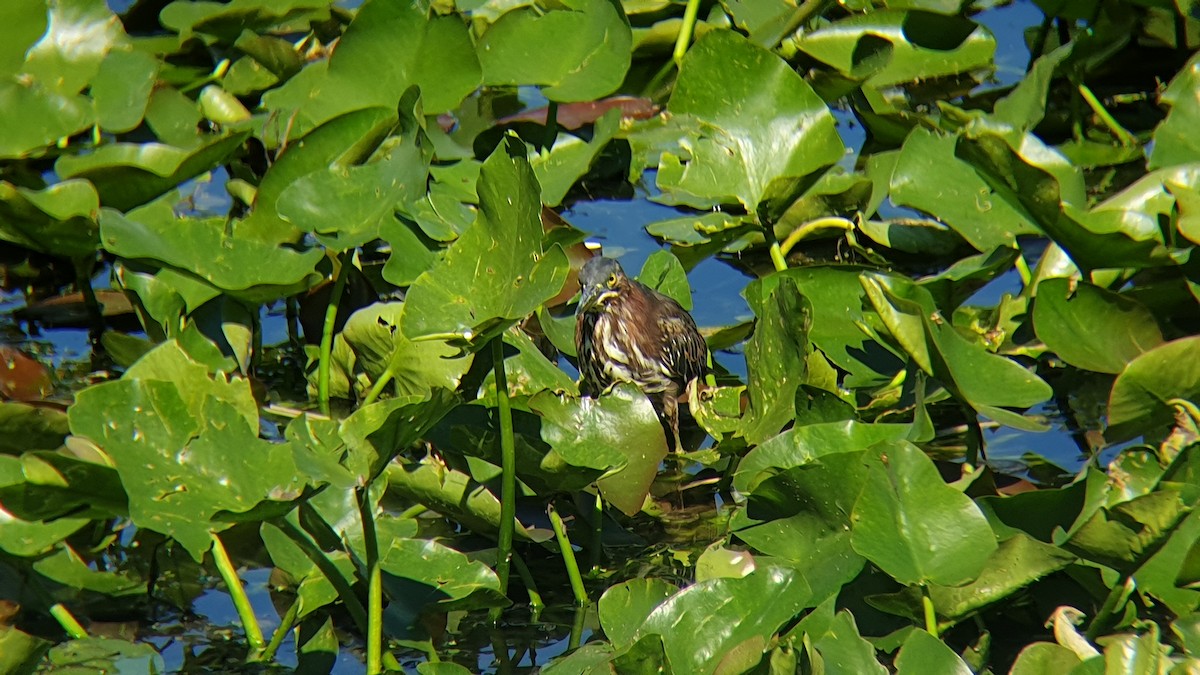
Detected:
[{"left": 660, "top": 385, "right": 683, "bottom": 453}]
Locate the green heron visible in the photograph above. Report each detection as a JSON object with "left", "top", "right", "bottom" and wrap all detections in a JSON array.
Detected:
[{"left": 575, "top": 257, "right": 707, "bottom": 450}]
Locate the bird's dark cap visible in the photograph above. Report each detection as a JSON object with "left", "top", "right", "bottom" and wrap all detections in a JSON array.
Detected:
[{"left": 578, "top": 257, "right": 626, "bottom": 287}]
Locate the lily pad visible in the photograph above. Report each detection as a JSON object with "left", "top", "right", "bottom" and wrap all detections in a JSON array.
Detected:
[
  {"left": 477, "top": 0, "right": 631, "bottom": 102},
  {"left": 656, "top": 29, "right": 844, "bottom": 217},
  {"left": 1033, "top": 278, "right": 1164, "bottom": 374},
  {"left": 401, "top": 135, "right": 569, "bottom": 346},
  {"left": 1107, "top": 336, "right": 1200, "bottom": 442},
  {"left": 851, "top": 440, "right": 998, "bottom": 587},
  {"left": 530, "top": 384, "right": 668, "bottom": 516}
]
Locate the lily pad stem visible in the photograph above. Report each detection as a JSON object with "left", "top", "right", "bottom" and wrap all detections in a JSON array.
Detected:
[
  {"left": 255, "top": 598, "right": 301, "bottom": 663},
  {"left": 318, "top": 251, "right": 352, "bottom": 415},
  {"left": 211, "top": 532, "right": 266, "bottom": 652},
  {"left": 589, "top": 492, "right": 604, "bottom": 575},
  {"left": 768, "top": 242, "right": 788, "bottom": 273},
  {"left": 277, "top": 517, "right": 369, "bottom": 632},
  {"left": 74, "top": 257, "right": 105, "bottom": 345},
  {"left": 1015, "top": 253, "right": 1033, "bottom": 288},
  {"left": 491, "top": 336, "right": 518, "bottom": 617},
  {"left": 358, "top": 488, "right": 384, "bottom": 675},
  {"left": 362, "top": 366, "right": 396, "bottom": 406},
  {"left": 779, "top": 217, "right": 855, "bottom": 258},
  {"left": 543, "top": 101, "right": 559, "bottom": 151},
  {"left": 1077, "top": 84, "right": 1138, "bottom": 147},
  {"left": 920, "top": 584, "right": 938, "bottom": 637},
  {"left": 673, "top": 0, "right": 702, "bottom": 66},
  {"left": 49, "top": 603, "right": 88, "bottom": 639},
  {"left": 511, "top": 552, "right": 545, "bottom": 614},
  {"left": 1086, "top": 575, "right": 1135, "bottom": 641},
  {"left": 549, "top": 502, "right": 589, "bottom": 606}
]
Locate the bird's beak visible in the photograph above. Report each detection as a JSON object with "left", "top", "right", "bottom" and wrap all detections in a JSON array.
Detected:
[
  {"left": 579, "top": 284, "right": 617, "bottom": 312},
  {"left": 578, "top": 284, "right": 601, "bottom": 312}
]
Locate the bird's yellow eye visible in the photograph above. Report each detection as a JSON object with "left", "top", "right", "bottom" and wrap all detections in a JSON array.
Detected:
[{"left": 607, "top": 274, "right": 617, "bottom": 287}]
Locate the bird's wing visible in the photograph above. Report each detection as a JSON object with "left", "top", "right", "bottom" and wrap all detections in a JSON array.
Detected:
[{"left": 657, "top": 313, "right": 707, "bottom": 383}]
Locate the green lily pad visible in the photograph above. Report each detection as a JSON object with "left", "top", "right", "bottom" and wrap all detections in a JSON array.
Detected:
[
  {"left": 735, "top": 451, "right": 869, "bottom": 600},
  {"left": 1149, "top": 51, "right": 1200, "bottom": 169},
  {"left": 0, "top": 81, "right": 93, "bottom": 160},
  {"left": 889, "top": 128, "right": 1038, "bottom": 252},
  {"left": 0, "top": 179, "right": 99, "bottom": 258},
  {"left": 812, "top": 611, "right": 887, "bottom": 674},
  {"left": 380, "top": 537, "right": 508, "bottom": 636},
  {"left": 851, "top": 440, "right": 998, "bottom": 587},
  {"left": 261, "top": 0, "right": 479, "bottom": 133},
  {"left": 339, "top": 390, "right": 458, "bottom": 482},
  {"left": 795, "top": 11, "right": 994, "bottom": 87},
  {"left": 598, "top": 578, "right": 679, "bottom": 651},
  {"left": 1033, "top": 278, "right": 1164, "bottom": 374},
  {"left": 734, "top": 420, "right": 911, "bottom": 494},
  {"left": 278, "top": 142, "right": 430, "bottom": 251},
  {"left": 530, "top": 384, "right": 668, "bottom": 516},
  {"left": 57, "top": 131, "right": 251, "bottom": 211},
  {"left": 338, "top": 302, "right": 473, "bottom": 400},
  {"left": 1107, "top": 337, "right": 1200, "bottom": 442},
  {"left": 477, "top": 0, "right": 630, "bottom": 102},
  {"left": 869, "top": 533, "right": 1077, "bottom": 624},
  {"left": 894, "top": 629, "right": 972, "bottom": 674},
  {"left": 22, "top": 0, "right": 127, "bottom": 96},
  {"left": 861, "top": 273, "right": 1051, "bottom": 427},
  {"left": 385, "top": 458, "right": 550, "bottom": 542},
  {"left": 634, "top": 564, "right": 813, "bottom": 675},
  {"left": 401, "top": 135, "right": 569, "bottom": 346},
  {"left": 99, "top": 207, "right": 322, "bottom": 293},
  {"left": 42, "top": 637, "right": 164, "bottom": 674},
  {"left": 740, "top": 275, "right": 811, "bottom": 445},
  {"left": 91, "top": 49, "right": 160, "bottom": 133},
  {"left": 656, "top": 29, "right": 844, "bottom": 216},
  {"left": 956, "top": 119, "right": 1174, "bottom": 273}
]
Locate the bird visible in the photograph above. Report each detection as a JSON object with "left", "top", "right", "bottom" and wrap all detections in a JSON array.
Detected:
[{"left": 574, "top": 256, "right": 707, "bottom": 451}]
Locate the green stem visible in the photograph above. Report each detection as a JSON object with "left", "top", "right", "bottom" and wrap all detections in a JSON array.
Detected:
[
  {"left": 956, "top": 400, "right": 984, "bottom": 469},
  {"left": 767, "top": 241, "right": 788, "bottom": 273},
  {"left": 361, "top": 366, "right": 396, "bottom": 406},
  {"left": 511, "top": 552, "right": 544, "bottom": 614},
  {"left": 778, "top": 217, "right": 855, "bottom": 258},
  {"left": 1077, "top": 84, "right": 1138, "bottom": 147},
  {"left": 672, "top": 0, "right": 702, "bottom": 66},
  {"left": 1086, "top": 575, "right": 1135, "bottom": 641},
  {"left": 256, "top": 597, "right": 301, "bottom": 663},
  {"left": 491, "top": 336, "right": 518, "bottom": 619},
  {"left": 1015, "top": 252, "right": 1033, "bottom": 288},
  {"left": 74, "top": 257, "right": 105, "bottom": 343},
  {"left": 920, "top": 584, "right": 938, "bottom": 637},
  {"left": 211, "top": 533, "right": 266, "bottom": 652},
  {"left": 569, "top": 605, "right": 586, "bottom": 651},
  {"left": 49, "top": 603, "right": 88, "bottom": 639},
  {"left": 359, "top": 488, "right": 384, "bottom": 675},
  {"left": 588, "top": 492, "right": 604, "bottom": 575},
  {"left": 398, "top": 504, "right": 428, "bottom": 520},
  {"left": 548, "top": 503, "right": 588, "bottom": 607},
  {"left": 277, "top": 519, "right": 369, "bottom": 633},
  {"left": 543, "top": 101, "right": 559, "bottom": 151},
  {"left": 318, "top": 251, "right": 352, "bottom": 415}
]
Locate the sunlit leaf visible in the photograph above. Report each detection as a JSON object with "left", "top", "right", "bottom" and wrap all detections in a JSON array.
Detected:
[
  {"left": 477, "top": 0, "right": 631, "bottom": 102},
  {"left": 402, "top": 135, "right": 569, "bottom": 346},
  {"left": 851, "top": 440, "right": 998, "bottom": 586},
  {"left": 656, "top": 29, "right": 844, "bottom": 216},
  {"left": 1033, "top": 278, "right": 1164, "bottom": 374}
]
